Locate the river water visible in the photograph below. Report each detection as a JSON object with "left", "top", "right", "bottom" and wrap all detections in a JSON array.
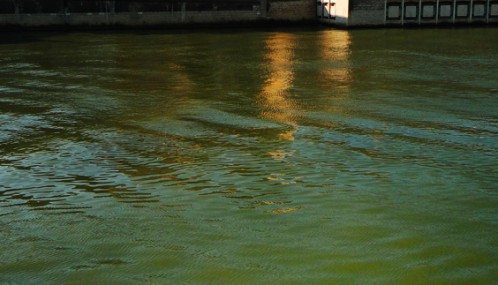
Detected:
[{"left": 0, "top": 27, "right": 497, "bottom": 284}]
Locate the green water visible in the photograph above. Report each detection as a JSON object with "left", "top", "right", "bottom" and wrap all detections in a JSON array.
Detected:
[{"left": 0, "top": 27, "right": 497, "bottom": 284}]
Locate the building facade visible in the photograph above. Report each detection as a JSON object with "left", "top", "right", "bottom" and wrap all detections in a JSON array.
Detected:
[
  {"left": 0, "top": 0, "right": 314, "bottom": 27},
  {"left": 0, "top": 0, "right": 497, "bottom": 27},
  {"left": 317, "top": 0, "right": 498, "bottom": 26}
]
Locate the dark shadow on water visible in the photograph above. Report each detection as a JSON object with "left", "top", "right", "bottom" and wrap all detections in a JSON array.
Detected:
[{"left": 0, "top": 24, "right": 326, "bottom": 45}]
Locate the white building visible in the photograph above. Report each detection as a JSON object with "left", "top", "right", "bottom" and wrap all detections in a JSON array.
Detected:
[{"left": 317, "top": 0, "right": 498, "bottom": 26}]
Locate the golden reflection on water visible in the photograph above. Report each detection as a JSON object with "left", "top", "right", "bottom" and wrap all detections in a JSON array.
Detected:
[
  {"left": 258, "top": 33, "right": 299, "bottom": 141},
  {"left": 318, "top": 30, "right": 352, "bottom": 91},
  {"left": 318, "top": 31, "right": 385, "bottom": 158},
  {"left": 169, "top": 63, "right": 196, "bottom": 95},
  {"left": 257, "top": 33, "right": 302, "bottom": 213}
]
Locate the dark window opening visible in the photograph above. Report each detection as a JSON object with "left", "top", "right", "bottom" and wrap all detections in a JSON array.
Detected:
[
  {"left": 386, "top": 3, "right": 402, "bottom": 20},
  {"left": 421, "top": 3, "right": 436, "bottom": 19},
  {"left": 404, "top": 3, "right": 418, "bottom": 19},
  {"left": 439, "top": 2, "right": 453, "bottom": 18}
]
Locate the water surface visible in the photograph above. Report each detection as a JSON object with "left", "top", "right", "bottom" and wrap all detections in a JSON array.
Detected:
[{"left": 0, "top": 27, "right": 497, "bottom": 284}]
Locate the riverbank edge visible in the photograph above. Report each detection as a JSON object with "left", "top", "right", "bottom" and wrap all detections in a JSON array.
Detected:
[
  {"left": 2, "top": 21, "right": 497, "bottom": 32},
  {"left": 0, "top": 18, "right": 322, "bottom": 32},
  {"left": 1, "top": 15, "right": 497, "bottom": 32}
]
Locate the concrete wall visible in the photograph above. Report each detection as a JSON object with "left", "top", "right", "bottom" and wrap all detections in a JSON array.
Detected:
[
  {"left": 349, "top": 11, "right": 384, "bottom": 26},
  {"left": 318, "top": 0, "right": 498, "bottom": 26},
  {"left": 383, "top": 0, "right": 498, "bottom": 26},
  {"left": 348, "top": 0, "right": 384, "bottom": 25},
  {"left": 2, "top": 0, "right": 497, "bottom": 28},
  {"left": 0, "top": 0, "right": 315, "bottom": 28},
  {"left": 0, "top": 11, "right": 265, "bottom": 27},
  {"left": 267, "top": 0, "right": 315, "bottom": 20}
]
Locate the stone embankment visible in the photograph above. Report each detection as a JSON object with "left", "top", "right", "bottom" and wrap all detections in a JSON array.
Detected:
[{"left": 0, "top": 0, "right": 315, "bottom": 29}]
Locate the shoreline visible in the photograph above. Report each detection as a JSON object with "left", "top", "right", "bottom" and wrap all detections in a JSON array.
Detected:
[{"left": 1, "top": 18, "right": 497, "bottom": 33}]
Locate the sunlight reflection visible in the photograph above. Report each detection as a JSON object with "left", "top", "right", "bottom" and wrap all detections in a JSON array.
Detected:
[
  {"left": 258, "top": 33, "right": 299, "bottom": 141},
  {"left": 318, "top": 30, "right": 352, "bottom": 91},
  {"left": 169, "top": 63, "right": 196, "bottom": 95}
]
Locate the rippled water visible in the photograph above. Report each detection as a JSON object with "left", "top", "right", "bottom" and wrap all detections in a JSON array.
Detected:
[{"left": 1, "top": 27, "right": 497, "bottom": 284}]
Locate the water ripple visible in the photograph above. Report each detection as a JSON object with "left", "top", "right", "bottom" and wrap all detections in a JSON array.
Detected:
[{"left": 1, "top": 28, "right": 497, "bottom": 284}]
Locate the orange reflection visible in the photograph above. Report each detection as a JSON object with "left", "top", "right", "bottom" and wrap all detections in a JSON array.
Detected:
[
  {"left": 318, "top": 30, "right": 352, "bottom": 90},
  {"left": 169, "top": 63, "right": 195, "bottom": 94},
  {"left": 258, "top": 33, "right": 299, "bottom": 141}
]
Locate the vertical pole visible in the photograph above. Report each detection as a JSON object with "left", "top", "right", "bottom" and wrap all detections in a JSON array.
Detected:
[
  {"left": 469, "top": 0, "right": 473, "bottom": 23},
  {"left": 436, "top": 0, "right": 439, "bottom": 23},
  {"left": 260, "top": 0, "right": 267, "bottom": 17},
  {"left": 384, "top": 0, "right": 387, "bottom": 25},
  {"left": 486, "top": 0, "right": 489, "bottom": 23},
  {"left": 452, "top": 0, "right": 456, "bottom": 23},
  {"left": 14, "top": 0, "right": 20, "bottom": 14},
  {"left": 418, "top": 0, "right": 422, "bottom": 24},
  {"left": 181, "top": 2, "right": 186, "bottom": 21},
  {"left": 401, "top": 0, "right": 405, "bottom": 25}
]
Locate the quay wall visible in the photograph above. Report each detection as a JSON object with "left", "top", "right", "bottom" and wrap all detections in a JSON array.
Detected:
[
  {"left": 348, "top": 0, "right": 384, "bottom": 26},
  {"left": 1, "top": 0, "right": 497, "bottom": 28},
  {"left": 318, "top": 0, "right": 498, "bottom": 27},
  {"left": 0, "top": 0, "right": 314, "bottom": 28},
  {"left": 267, "top": 0, "right": 315, "bottom": 20}
]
